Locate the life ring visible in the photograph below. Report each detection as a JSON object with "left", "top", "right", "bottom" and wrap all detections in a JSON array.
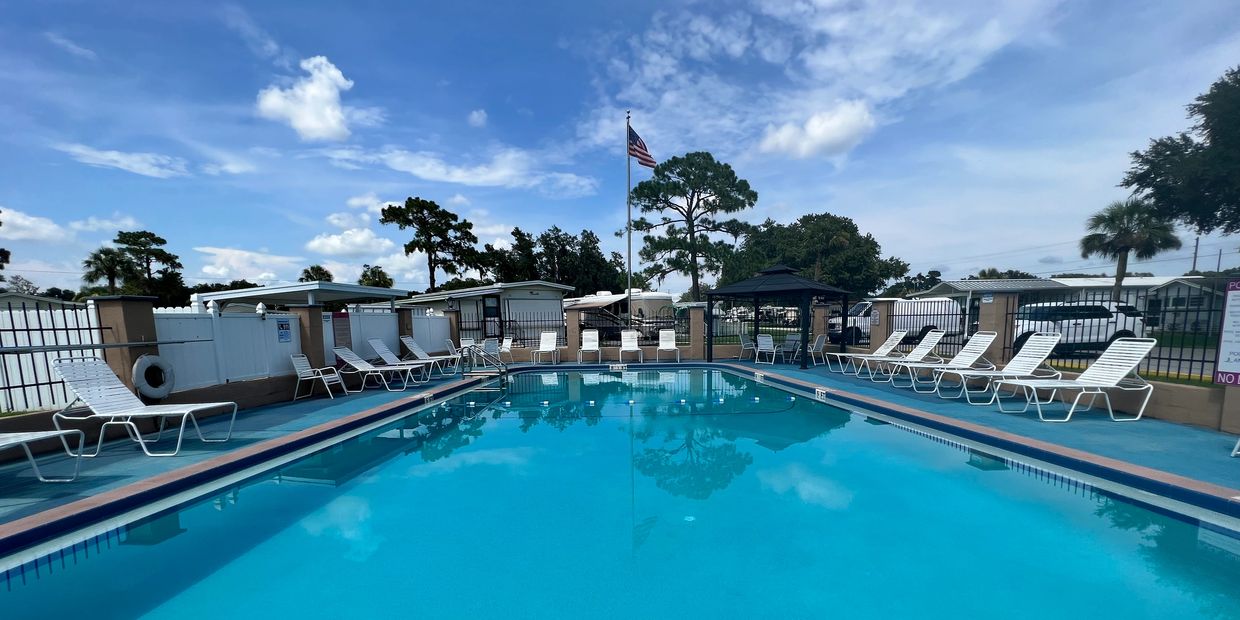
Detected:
[{"left": 132, "top": 354, "right": 175, "bottom": 400}]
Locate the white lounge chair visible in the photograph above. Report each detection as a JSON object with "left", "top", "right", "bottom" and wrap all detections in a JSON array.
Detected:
[
  {"left": 738, "top": 333, "right": 756, "bottom": 360},
  {"left": 656, "top": 329, "right": 679, "bottom": 362},
  {"left": 499, "top": 336, "right": 515, "bottom": 364},
  {"left": 1, "top": 430, "right": 85, "bottom": 482},
  {"left": 935, "top": 332, "right": 1062, "bottom": 404},
  {"left": 822, "top": 330, "right": 910, "bottom": 374},
  {"left": 401, "top": 335, "right": 460, "bottom": 376},
  {"left": 368, "top": 339, "right": 434, "bottom": 381},
  {"left": 885, "top": 331, "right": 997, "bottom": 392},
  {"left": 532, "top": 331, "right": 559, "bottom": 364},
  {"left": 333, "top": 347, "right": 420, "bottom": 391},
  {"left": 755, "top": 334, "right": 778, "bottom": 365},
  {"left": 291, "top": 353, "right": 347, "bottom": 400},
  {"left": 863, "top": 329, "right": 946, "bottom": 382},
  {"left": 579, "top": 329, "right": 602, "bottom": 363},
  {"left": 619, "top": 330, "right": 643, "bottom": 363},
  {"left": 993, "top": 337, "right": 1158, "bottom": 422},
  {"left": 1232, "top": 437, "right": 1239, "bottom": 458},
  {"left": 51, "top": 356, "right": 238, "bottom": 457}
]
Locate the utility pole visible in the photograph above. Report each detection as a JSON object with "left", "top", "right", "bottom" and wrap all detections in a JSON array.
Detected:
[
  {"left": 1219, "top": 248, "right": 1225, "bottom": 272},
  {"left": 1191, "top": 236, "right": 1200, "bottom": 272}
]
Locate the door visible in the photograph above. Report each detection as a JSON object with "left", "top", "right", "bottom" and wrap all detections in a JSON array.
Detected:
[{"left": 482, "top": 296, "right": 502, "bottom": 338}]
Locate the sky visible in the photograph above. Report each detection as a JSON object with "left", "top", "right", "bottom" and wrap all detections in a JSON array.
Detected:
[{"left": 2, "top": 0, "right": 1240, "bottom": 295}]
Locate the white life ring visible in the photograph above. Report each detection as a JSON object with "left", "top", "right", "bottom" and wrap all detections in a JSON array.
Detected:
[{"left": 132, "top": 354, "right": 175, "bottom": 400}]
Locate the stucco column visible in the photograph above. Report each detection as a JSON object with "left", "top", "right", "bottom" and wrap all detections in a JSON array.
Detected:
[
  {"left": 1221, "top": 387, "right": 1240, "bottom": 434},
  {"left": 688, "top": 306, "right": 705, "bottom": 359},
  {"left": 976, "top": 292, "right": 1019, "bottom": 365},
  {"left": 565, "top": 308, "right": 581, "bottom": 362},
  {"left": 91, "top": 295, "right": 159, "bottom": 390},
  {"left": 812, "top": 304, "right": 829, "bottom": 338},
  {"left": 287, "top": 304, "right": 325, "bottom": 368},
  {"left": 868, "top": 299, "right": 896, "bottom": 353},
  {"left": 443, "top": 309, "right": 461, "bottom": 346}
]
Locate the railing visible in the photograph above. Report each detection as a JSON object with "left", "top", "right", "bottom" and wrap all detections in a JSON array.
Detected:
[
  {"left": 885, "top": 300, "right": 969, "bottom": 357},
  {"left": 1000, "top": 282, "right": 1224, "bottom": 382},
  {"left": 459, "top": 312, "right": 566, "bottom": 348},
  {"left": 0, "top": 301, "right": 107, "bottom": 413}
]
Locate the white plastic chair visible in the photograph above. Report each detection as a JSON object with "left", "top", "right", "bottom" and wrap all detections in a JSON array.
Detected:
[
  {"left": 777, "top": 334, "right": 800, "bottom": 363},
  {"left": 499, "top": 336, "right": 515, "bottom": 364},
  {"left": 806, "top": 334, "right": 828, "bottom": 366},
  {"left": 619, "top": 330, "right": 643, "bottom": 363},
  {"left": 885, "top": 331, "right": 997, "bottom": 393},
  {"left": 935, "top": 332, "right": 1063, "bottom": 404},
  {"left": 993, "top": 337, "right": 1158, "bottom": 422},
  {"left": 402, "top": 335, "right": 459, "bottom": 376},
  {"left": 51, "top": 356, "right": 238, "bottom": 457},
  {"left": 755, "top": 334, "right": 777, "bottom": 364},
  {"left": 579, "top": 329, "right": 601, "bottom": 363},
  {"left": 1, "top": 430, "right": 85, "bottom": 482},
  {"left": 481, "top": 338, "right": 500, "bottom": 366},
  {"left": 738, "top": 333, "right": 756, "bottom": 360},
  {"left": 656, "top": 329, "right": 679, "bottom": 362},
  {"left": 533, "top": 331, "right": 559, "bottom": 364},
  {"left": 822, "top": 330, "right": 909, "bottom": 373},
  {"left": 291, "top": 353, "right": 347, "bottom": 400}
]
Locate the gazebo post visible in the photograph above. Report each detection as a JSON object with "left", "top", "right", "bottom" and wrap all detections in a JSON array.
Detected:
[
  {"left": 799, "top": 292, "right": 810, "bottom": 370},
  {"left": 839, "top": 293, "right": 849, "bottom": 353},
  {"left": 705, "top": 294, "right": 714, "bottom": 362},
  {"left": 752, "top": 296, "right": 759, "bottom": 349}
]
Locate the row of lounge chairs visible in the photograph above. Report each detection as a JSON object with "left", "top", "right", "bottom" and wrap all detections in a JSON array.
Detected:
[{"left": 825, "top": 329, "right": 1159, "bottom": 423}]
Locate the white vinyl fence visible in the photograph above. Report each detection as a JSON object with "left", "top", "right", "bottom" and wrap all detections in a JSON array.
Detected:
[
  {"left": 0, "top": 303, "right": 103, "bottom": 413},
  {"left": 410, "top": 315, "right": 452, "bottom": 353},
  {"left": 154, "top": 310, "right": 301, "bottom": 393}
]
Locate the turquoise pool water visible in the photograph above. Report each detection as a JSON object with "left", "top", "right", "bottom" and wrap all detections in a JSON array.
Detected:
[{"left": 4, "top": 369, "right": 1239, "bottom": 619}]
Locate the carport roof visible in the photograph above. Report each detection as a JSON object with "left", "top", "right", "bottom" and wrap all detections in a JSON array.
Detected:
[{"left": 190, "top": 282, "right": 409, "bottom": 307}]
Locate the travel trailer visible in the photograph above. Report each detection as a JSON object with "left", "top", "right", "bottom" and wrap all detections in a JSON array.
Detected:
[{"left": 563, "top": 289, "right": 676, "bottom": 339}]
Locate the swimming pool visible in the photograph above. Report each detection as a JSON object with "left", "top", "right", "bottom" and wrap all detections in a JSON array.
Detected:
[{"left": 4, "top": 368, "right": 1239, "bottom": 618}]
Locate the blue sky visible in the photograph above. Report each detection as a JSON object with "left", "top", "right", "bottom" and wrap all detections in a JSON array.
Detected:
[{"left": 2, "top": 0, "right": 1239, "bottom": 294}]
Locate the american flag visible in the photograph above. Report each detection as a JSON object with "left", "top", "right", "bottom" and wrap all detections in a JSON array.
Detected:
[{"left": 628, "top": 126, "right": 657, "bottom": 168}]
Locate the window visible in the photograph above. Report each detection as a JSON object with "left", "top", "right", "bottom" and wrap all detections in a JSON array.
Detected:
[
  {"left": 1072, "top": 306, "right": 1113, "bottom": 320},
  {"left": 482, "top": 296, "right": 501, "bottom": 319},
  {"left": 1171, "top": 297, "right": 1186, "bottom": 308},
  {"left": 1188, "top": 297, "right": 1204, "bottom": 307}
]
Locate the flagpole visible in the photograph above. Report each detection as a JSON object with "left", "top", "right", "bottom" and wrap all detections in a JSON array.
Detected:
[{"left": 626, "top": 110, "right": 633, "bottom": 330}]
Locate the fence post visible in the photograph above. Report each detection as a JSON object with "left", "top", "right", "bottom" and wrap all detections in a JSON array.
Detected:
[
  {"left": 565, "top": 309, "right": 581, "bottom": 362},
  {"left": 288, "top": 304, "right": 326, "bottom": 368},
  {"left": 396, "top": 307, "right": 414, "bottom": 339},
  {"left": 91, "top": 295, "right": 159, "bottom": 390},
  {"left": 812, "top": 304, "right": 829, "bottom": 338},
  {"left": 868, "top": 299, "right": 896, "bottom": 353},
  {"left": 689, "top": 306, "right": 705, "bottom": 359},
  {"left": 444, "top": 310, "right": 460, "bottom": 349},
  {"left": 975, "top": 292, "right": 1019, "bottom": 365}
]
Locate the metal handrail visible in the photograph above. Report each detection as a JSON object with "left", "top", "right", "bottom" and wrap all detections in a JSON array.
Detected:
[{"left": 463, "top": 344, "right": 508, "bottom": 375}]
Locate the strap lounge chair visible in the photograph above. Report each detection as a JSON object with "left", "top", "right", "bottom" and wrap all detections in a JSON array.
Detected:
[
  {"left": 368, "top": 339, "right": 434, "bottom": 381},
  {"left": 885, "top": 331, "right": 997, "bottom": 392},
  {"left": 1, "top": 430, "right": 85, "bottom": 482},
  {"left": 862, "top": 329, "right": 946, "bottom": 382},
  {"left": 291, "top": 353, "right": 347, "bottom": 400},
  {"left": 822, "top": 330, "right": 909, "bottom": 374},
  {"left": 755, "top": 334, "right": 778, "bottom": 365},
  {"left": 992, "top": 337, "right": 1158, "bottom": 422},
  {"left": 619, "top": 330, "right": 644, "bottom": 363},
  {"left": 934, "top": 332, "right": 1062, "bottom": 404},
  {"left": 401, "top": 335, "right": 460, "bottom": 376},
  {"left": 532, "top": 331, "right": 559, "bottom": 365},
  {"left": 656, "top": 329, "right": 680, "bottom": 362},
  {"left": 51, "top": 356, "right": 238, "bottom": 457},
  {"left": 333, "top": 347, "right": 422, "bottom": 391},
  {"left": 579, "top": 329, "right": 602, "bottom": 363}
]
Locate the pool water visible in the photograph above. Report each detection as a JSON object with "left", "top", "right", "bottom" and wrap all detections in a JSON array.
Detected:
[{"left": 4, "top": 369, "right": 1239, "bottom": 619}]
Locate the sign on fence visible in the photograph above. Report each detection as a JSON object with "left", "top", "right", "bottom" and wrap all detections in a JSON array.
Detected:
[
  {"left": 277, "top": 319, "right": 292, "bottom": 343},
  {"left": 1213, "top": 279, "right": 1240, "bottom": 385}
]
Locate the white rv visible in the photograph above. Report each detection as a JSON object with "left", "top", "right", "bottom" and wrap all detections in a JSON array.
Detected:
[
  {"left": 563, "top": 289, "right": 676, "bottom": 339},
  {"left": 828, "top": 297, "right": 964, "bottom": 344}
]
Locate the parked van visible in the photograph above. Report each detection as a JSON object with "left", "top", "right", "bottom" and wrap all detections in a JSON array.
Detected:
[
  {"left": 1013, "top": 301, "right": 1145, "bottom": 353},
  {"left": 828, "top": 297, "right": 964, "bottom": 344}
]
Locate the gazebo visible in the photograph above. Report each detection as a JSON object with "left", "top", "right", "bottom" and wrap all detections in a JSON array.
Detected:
[{"left": 705, "top": 265, "right": 851, "bottom": 369}]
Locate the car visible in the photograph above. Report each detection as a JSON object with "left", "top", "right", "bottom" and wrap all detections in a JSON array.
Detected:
[{"left": 1012, "top": 301, "right": 1145, "bottom": 354}]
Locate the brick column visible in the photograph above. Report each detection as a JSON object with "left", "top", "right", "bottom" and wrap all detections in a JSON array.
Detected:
[
  {"left": 688, "top": 306, "right": 705, "bottom": 359},
  {"left": 287, "top": 304, "right": 325, "bottom": 368},
  {"left": 565, "top": 309, "right": 581, "bottom": 362},
  {"left": 91, "top": 296, "right": 158, "bottom": 390},
  {"left": 868, "top": 299, "right": 896, "bottom": 353},
  {"left": 976, "top": 292, "right": 1018, "bottom": 365}
]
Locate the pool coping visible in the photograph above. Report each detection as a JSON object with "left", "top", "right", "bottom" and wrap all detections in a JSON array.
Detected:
[
  {"left": 0, "top": 375, "right": 488, "bottom": 556},
  {"left": 3, "top": 361, "right": 1239, "bottom": 558}
]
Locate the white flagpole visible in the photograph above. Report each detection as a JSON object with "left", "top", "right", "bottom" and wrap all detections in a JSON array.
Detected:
[{"left": 626, "top": 110, "right": 633, "bottom": 330}]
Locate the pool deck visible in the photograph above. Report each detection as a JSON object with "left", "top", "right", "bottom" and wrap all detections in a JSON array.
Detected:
[{"left": 2, "top": 361, "right": 1239, "bottom": 555}]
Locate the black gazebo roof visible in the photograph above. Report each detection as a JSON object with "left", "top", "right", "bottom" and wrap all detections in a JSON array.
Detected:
[{"left": 705, "top": 265, "right": 851, "bottom": 299}]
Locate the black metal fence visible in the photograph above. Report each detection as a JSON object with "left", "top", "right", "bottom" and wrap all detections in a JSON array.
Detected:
[
  {"left": 458, "top": 312, "right": 566, "bottom": 348},
  {"left": 885, "top": 298, "right": 971, "bottom": 358},
  {"left": 1000, "top": 280, "right": 1224, "bottom": 382},
  {"left": 0, "top": 302, "right": 108, "bottom": 413}
]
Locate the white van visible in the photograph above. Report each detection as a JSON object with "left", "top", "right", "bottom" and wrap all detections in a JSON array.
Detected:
[
  {"left": 828, "top": 298, "right": 964, "bottom": 344},
  {"left": 1013, "top": 301, "right": 1145, "bottom": 353}
]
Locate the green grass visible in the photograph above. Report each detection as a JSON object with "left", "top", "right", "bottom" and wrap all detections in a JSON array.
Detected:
[
  {"left": 1049, "top": 360, "right": 1215, "bottom": 387},
  {"left": 1153, "top": 331, "right": 1219, "bottom": 349}
]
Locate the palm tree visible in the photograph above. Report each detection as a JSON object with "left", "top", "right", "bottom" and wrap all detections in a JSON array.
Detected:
[
  {"left": 298, "top": 264, "right": 334, "bottom": 282},
  {"left": 1079, "top": 198, "right": 1182, "bottom": 301},
  {"left": 82, "top": 247, "right": 137, "bottom": 294}
]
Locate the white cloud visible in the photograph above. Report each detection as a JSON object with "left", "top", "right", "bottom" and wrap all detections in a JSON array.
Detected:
[
  {"left": 373, "top": 250, "right": 429, "bottom": 286},
  {"left": 221, "top": 4, "right": 292, "bottom": 68},
  {"left": 326, "top": 211, "right": 369, "bottom": 229},
  {"left": 0, "top": 208, "right": 68, "bottom": 241},
  {"left": 757, "top": 464, "right": 853, "bottom": 510},
  {"left": 68, "top": 212, "right": 140, "bottom": 232},
  {"left": 467, "top": 109, "right": 488, "bottom": 127},
  {"left": 466, "top": 208, "right": 512, "bottom": 238},
  {"left": 53, "top": 143, "right": 189, "bottom": 178},
  {"left": 194, "top": 246, "right": 302, "bottom": 282},
  {"left": 305, "top": 228, "right": 396, "bottom": 257},
  {"left": 44, "top": 32, "right": 97, "bottom": 61},
  {"left": 759, "top": 100, "right": 876, "bottom": 158},
  {"left": 448, "top": 193, "right": 470, "bottom": 206},
  {"left": 346, "top": 192, "right": 401, "bottom": 214},
  {"left": 379, "top": 148, "right": 597, "bottom": 198},
  {"left": 256, "top": 56, "right": 364, "bottom": 141}
]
